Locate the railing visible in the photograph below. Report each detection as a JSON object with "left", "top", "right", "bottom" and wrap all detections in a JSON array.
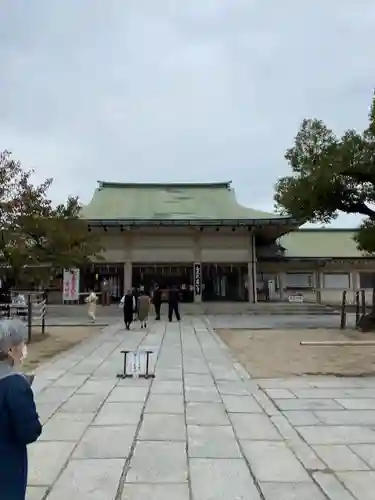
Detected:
[{"left": 0, "top": 292, "right": 47, "bottom": 342}]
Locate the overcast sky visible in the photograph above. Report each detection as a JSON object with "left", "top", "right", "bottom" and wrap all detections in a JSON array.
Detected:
[{"left": 1, "top": 1, "right": 375, "bottom": 227}]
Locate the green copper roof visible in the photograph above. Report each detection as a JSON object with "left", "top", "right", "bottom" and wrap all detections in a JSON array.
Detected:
[
  {"left": 280, "top": 229, "right": 367, "bottom": 258},
  {"left": 81, "top": 181, "right": 288, "bottom": 221}
]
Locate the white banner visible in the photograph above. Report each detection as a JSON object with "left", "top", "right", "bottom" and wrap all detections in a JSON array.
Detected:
[{"left": 63, "top": 268, "right": 80, "bottom": 301}]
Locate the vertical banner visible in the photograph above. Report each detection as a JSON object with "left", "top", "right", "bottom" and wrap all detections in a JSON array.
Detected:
[
  {"left": 194, "top": 263, "right": 201, "bottom": 296},
  {"left": 63, "top": 269, "right": 80, "bottom": 301}
]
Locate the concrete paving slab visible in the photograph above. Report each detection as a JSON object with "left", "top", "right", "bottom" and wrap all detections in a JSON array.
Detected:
[
  {"left": 73, "top": 425, "right": 136, "bottom": 458},
  {"left": 126, "top": 441, "right": 188, "bottom": 483},
  {"left": 121, "top": 484, "right": 190, "bottom": 500},
  {"left": 316, "top": 410, "right": 375, "bottom": 426},
  {"left": 59, "top": 393, "right": 107, "bottom": 413},
  {"left": 39, "top": 412, "right": 95, "bottom": 441},
  {"left": 151, "top": 380, "right": 183, "bottom": 394},
  {"left": 138, "top": 414, "right": 186, "bottom": 441},
  {"left": 241, "top": 441, "right": 310, "bottom": 482},
  {"left": 46, "top": 458, "right": 125, "bottom": 500},
  {"left": 336, "top": 398, "right": 375, "bottom": 410},
  {"left": 154, "top": 368, "right": 182, "bottom": 380},
  {"left": 188, "top": 425, "right": 241, "bottom": 458},
  {"left": 28, "top": 441, "right": 76, "bottom": 486},
  {"left": 313, "top": 471, "right": 357, "bottom": 500},
  {"left": 337, "top": 471, "right": 375, "bottom": 500},
  {"left": 221, "top": 394, "right": 263, "bottom": 413},
  {"left": 190, "top": 458, "right": 261, "bottom": 500},
  {"left": 107, "top": 386, "right": 149, "bottom": 402},
  {"left": 275, "top": 399, "right": 343, "bottom": 411},
  {"left": 259, "top": 482, "right": 326, "bottom": 500},
  {"left": 34, "top": 401, "right": 61, "bottom": 424},
  {"left": 145, "top": 394, "right": 185, "bottom": 413},
  {"left": 183, "top": 373, "right": 215, "bottom": 386},
  {"left": 265, "top": 389, "right": 297, "bottom": 399},
  {"left": 296, "top": 425, "right": 375, "bottom": 445},
  {"left": 294, "top": 388, "right": 375, "bottom": 399},
  {"left": 350, "top": 444, "right": 375, "bottom": 469},
  {"left": 93, "top": 402, "right": 143, "bottom": 425},
  {"left": 313, "top": 444, "right": 370, "bottom": 471},
  {"left": 76, "top": 378, "right": 118, "bottom": 394},
  {"left": 229, "top": 413, "right": 282, "bottom": 440},
  {"left": 52, "top": 373, "right": 89, "bottom": 388},
  {"left": 35, "top": 386, "right": 76, "bottom": 404},
  {"left": 186, "top": 402, "right": 230, "bottom": 425},
  {"left": 185, "top": 386, "right": 221, "bottom": 402},
  {"left": 26, "top": 486, "right": 48, "bottom": 500},
  {"left": 216, "top": 381, "right": 250, "bottom": 395},
  {"left": 282, "top": 410, "right": 322, "bottom": 426}
]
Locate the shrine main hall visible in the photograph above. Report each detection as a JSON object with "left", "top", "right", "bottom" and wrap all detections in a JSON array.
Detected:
[{"left": 79, "top": 181, "right": 375, "bottom": 305}]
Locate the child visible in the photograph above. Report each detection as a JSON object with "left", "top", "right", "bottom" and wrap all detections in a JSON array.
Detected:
[{"left": 85, "top": 289, "right": 97, "bottom": 323}]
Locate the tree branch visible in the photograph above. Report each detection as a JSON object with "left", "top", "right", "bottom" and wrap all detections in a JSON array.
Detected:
[
  {"left": 338, "top": 201, "right": 375, "bottom": 218},
  {"left": 341, "top": 170, "right": 375, "bottom": 184}
]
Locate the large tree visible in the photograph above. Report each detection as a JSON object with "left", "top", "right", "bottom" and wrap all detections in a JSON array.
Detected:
[
  {"left": 275, "top": 91, "right": 375, "bottom": 328},
  {"left": 0, "top": 150, "right": 102, "bottom": 286}
]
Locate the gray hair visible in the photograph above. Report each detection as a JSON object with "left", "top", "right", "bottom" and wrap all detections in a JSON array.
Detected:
[{"left": 0, "top": 318, "right": 27, "bottom": 361}]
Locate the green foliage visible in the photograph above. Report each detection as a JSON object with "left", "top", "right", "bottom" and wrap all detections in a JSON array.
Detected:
[
  {"left": 275, "top": 91, "right": 375, "bottom": 255},
  {"left": 0, "top": 150, "right": 102, "bottom": 284}
]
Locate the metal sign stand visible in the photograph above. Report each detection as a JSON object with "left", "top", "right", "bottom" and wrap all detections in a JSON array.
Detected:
[{"left": 117, "top": 350, "right": 155, "bottom": 379}]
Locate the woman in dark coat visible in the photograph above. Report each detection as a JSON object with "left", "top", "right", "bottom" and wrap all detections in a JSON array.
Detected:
[
  {"left": 123, "top": 289, "right": 135, "bottom": 330},
  {"left": 0, "top": 318, "right": 42, "bottom": 500}
]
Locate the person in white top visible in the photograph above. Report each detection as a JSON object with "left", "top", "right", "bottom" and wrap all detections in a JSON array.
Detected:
[{"left": 85, "top": 289, "right": 97, "bottom": 323}]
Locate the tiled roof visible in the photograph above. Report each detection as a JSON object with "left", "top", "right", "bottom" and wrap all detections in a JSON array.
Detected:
[
  {"left": 81, "top": 181, "right": 289, "bottom": 221},
  {"left": 280, "top": 229, "right": 367, "bottom": 258}
]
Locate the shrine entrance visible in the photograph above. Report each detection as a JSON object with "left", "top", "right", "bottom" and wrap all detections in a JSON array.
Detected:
[{"left": 132, "top": 264, "right": 194, "bottom": 302}]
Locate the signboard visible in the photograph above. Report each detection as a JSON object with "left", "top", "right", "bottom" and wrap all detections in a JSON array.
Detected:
[
  {"left": 131, "top": 351, "right": 142, "bottom": 379},
  {"left": 288, "top": 294, "right": 304, "bottom": 303},
  {"left": 194, "top": 263, "right": 201, "bottom": 296},
  {"left": 63, "top": 268, "right": 80, "bottom": 301}
]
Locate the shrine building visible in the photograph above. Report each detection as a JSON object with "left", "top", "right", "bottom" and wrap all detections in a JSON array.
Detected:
[{"left": 78, "top": 181, "right": 375, "bottom": 305}]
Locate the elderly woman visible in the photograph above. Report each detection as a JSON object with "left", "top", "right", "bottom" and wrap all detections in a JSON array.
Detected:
[{"left": 0, "top": 318, "right": 42, "bottom": 500}]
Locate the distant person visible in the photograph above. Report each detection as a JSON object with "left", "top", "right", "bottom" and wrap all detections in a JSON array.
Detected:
[
  {"left": 152, "top": 285, "right": 161, "bottom": 320},
  {"left": 168, "top": 285, "right": 181, "bottom": 322},
  {"left": 85, "top": 289, "right": 97, "bottom": 323},
  {"left": 0, "top": 318, "right": 42, "bottom": 500},
  {"left": 132, "top": 287, "right": 139, "bottom": 318},
  {"left": 121, "top": 290, "right": 135, "bottom": 330},
  {"left": 137, "top": 291, "right": 150, "bottom": 329},
  {"left": 101, "top": 278, "right": 110, "bottom": 306}
]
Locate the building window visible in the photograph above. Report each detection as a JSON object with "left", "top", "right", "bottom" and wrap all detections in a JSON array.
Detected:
[
  {"left": 202, "top": 264, "right": 248, "bottom": 302},
  {"left": 359, "top": 272, "right": 375, "bottom": 289},
  {"left": 323, "top": 273, "right": 350, "bottom": 289},
  {"left": 285, "top": 272, "right": 313, "bottom": 289}
]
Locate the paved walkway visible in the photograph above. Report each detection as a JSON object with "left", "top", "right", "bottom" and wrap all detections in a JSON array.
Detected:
[{"left": 26, "top": 318, "right": 375, "bottom": 500}]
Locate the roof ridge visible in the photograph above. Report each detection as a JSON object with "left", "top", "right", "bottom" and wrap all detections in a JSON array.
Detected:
[{"left": 97, "top": 181, "right": 232, "bottom": 189}]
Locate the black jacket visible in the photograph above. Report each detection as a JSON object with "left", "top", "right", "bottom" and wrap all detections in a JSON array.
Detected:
[{"left": 0, "top": 370, "right": 42, "bottom": 500}]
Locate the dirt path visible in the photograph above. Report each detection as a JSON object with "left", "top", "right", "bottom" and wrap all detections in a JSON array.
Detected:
[
  {"left": 23, "top": 325, "right": 100, "bottom": 372},
  {"left": 217, "top": 328, "right": 375, "bottom": 377}
]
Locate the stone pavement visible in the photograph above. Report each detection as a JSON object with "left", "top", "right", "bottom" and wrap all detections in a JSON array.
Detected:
[{"left": 26, "top": 318, "right": 375, "bottom": 500}]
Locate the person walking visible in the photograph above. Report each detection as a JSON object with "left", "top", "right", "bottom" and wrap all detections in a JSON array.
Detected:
[
  {"left": 85, "top": 289, "right": 97, "bottom": 323},
  {"left": 168, "top": 285, "right": 181, "bottom": 322},
  {"left": 122, "top": 290, "right": 135, "bottom": 330},
  {"left": 137, "top": 291, "right": 150, "bottom": 329},
  {"left": 0, "top": 318, "right": 42, "bottom": 500},
  {"left": 152, "top": 285, "right": 162, "bottom": 320}
]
